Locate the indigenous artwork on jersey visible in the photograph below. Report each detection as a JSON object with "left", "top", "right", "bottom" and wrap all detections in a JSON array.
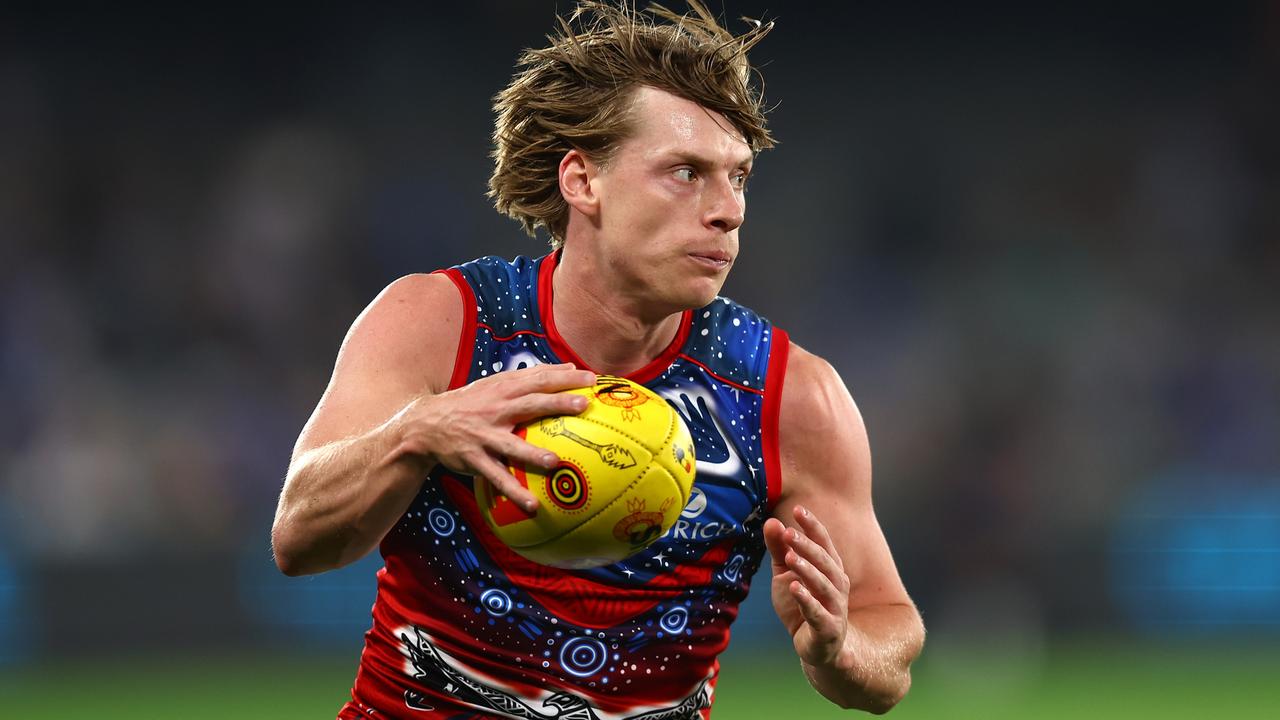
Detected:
[
  {"left": 399, "top": 625, "right": 711, "bottom": 719},
  {"left": 341, "top": 254, "right": 790, "bottom": 720}
]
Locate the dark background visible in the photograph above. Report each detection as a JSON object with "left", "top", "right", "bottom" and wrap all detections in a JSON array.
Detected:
[{"left": 2, "top": 0, "right": 1277, "bottom": 689}]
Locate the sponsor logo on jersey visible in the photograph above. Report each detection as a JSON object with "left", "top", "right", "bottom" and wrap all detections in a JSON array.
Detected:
[
  {"left": 665, "top": 486, "right": 741, "bottom": 541},
  {"left": 681, "top": 487, "right": 708, "bottom": 518}
]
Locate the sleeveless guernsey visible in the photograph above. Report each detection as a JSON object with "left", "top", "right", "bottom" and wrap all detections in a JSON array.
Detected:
[{"left": 339, "top": 251, "right": 790, "bottom": 720}]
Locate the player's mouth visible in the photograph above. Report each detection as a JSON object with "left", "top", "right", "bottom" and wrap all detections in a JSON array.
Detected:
[{"left": 688, "top": 251, "right": 732, "bottom": 271}]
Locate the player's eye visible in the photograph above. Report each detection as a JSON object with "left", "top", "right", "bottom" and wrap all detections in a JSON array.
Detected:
[
  {"left": 673, "top": 167, "right": 697, "bottom": 183},
  {"left": 731, "top": 171, "right": 750, "bottom": 190}
]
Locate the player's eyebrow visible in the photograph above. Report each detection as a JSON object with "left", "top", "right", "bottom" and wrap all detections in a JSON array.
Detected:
[{"left": 660, "top": 149, "right": 754, "bottom": 171}]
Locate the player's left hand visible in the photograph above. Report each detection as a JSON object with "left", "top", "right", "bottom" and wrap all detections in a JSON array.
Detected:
[{"left": 763, "top": 505, "right": 851, "bottom": 668}]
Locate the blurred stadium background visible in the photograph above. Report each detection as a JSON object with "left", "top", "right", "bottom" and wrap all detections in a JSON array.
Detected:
[{"left": 2, "top": 1, "right": 1278, "bottom": 717}]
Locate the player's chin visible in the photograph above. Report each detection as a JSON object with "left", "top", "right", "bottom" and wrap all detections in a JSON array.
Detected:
[{"left": 676, "top": 277, "right": 728, "bottom": 310}]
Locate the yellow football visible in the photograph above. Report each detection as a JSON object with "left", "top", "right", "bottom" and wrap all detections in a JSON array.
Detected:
[{"left": 476, "top": 375, "right": 696, "bottom": 569}]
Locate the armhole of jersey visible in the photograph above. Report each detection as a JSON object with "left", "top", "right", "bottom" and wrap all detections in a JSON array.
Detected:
[
  {"left": 434, "top": 268, "right": 477, "bottom": 391},
  {"left": 761, "top": 326, "right": 790, "bottom": 512}
]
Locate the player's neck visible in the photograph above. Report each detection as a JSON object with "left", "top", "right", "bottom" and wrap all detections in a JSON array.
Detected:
[{"left": 550, "top": 249, "right": 684, "bottom": 377}]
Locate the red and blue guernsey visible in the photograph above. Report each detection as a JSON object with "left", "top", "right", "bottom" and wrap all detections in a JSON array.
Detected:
[{"left": 340, "top": 251, "right": 790, "bottom": 720}]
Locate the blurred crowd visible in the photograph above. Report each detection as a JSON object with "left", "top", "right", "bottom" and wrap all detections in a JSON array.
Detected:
[{"left": 1, "top": 2, "right": 1277, "bottom": 656}]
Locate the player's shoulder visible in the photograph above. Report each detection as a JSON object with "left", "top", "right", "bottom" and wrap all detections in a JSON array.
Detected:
[
  {"left": 783, "top": 342, "right": 835, "bottom": 386},
  {"left": 338, "top": 272, "right": 464, "bottom": 394},
  {"left": 779, "top": 342, "right": 863, "bottom": 436},
  {"left": 363, "top": 272, "right": 461, "bottom": 329},
  {"left": 777, "top": 342, "right": 872, "bottom": 499}
]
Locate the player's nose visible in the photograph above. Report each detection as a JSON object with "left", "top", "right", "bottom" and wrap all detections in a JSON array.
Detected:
[{"left": 704, "top": 177, "right": 745, "bottom": 233}]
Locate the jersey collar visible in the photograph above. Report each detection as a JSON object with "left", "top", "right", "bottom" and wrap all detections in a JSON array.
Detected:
[{"left": 536, "top": 250, "right": 692, "bottom": 385}]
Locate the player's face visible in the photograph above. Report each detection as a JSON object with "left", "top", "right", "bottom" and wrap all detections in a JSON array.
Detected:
[{"left": 592, "top": 86, "right": 753, "bottom": 313}]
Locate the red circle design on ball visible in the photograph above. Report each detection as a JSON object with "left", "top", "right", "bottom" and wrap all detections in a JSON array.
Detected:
[{"left": 546, "top": 463, "right": 588, "bottom": 510}]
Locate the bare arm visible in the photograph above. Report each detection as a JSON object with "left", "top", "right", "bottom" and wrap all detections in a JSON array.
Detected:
[
  {"left": 271, "top": 273, "right": 594, "bottom": 576},
  {"left": 763, "top": 345, "right": 925, "bottom": 713}
]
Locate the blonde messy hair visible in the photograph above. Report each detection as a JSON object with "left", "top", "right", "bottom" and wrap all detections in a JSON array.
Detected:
[{"left": 488, "top": 1, "right": 775, "bottom": 247}]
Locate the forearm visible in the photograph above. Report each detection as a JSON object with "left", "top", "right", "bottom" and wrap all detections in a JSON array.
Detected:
[
  {"left": 272, "top": 415, "right": 434, "bottom": 576},
  {"left": 802, "top": 603, "right": 925, "bottom": 714}
]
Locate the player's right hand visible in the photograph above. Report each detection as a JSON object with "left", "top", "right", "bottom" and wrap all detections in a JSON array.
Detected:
[{"left": 396, "top": 363, "right": 596, "bottom": 512}]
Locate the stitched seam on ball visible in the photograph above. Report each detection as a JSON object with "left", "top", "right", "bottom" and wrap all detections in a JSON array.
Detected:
[
  {"left": 571, "top": 415, "right": 651, "bottom": 501},
  {"left": 530, "top": 466, "right": 678, "bottom": 551},
  {"left": 530, "top": 414, "right": 674, "bottom": 547},
  {"left": 570, "top": 414, "right": 660, "bottom": 451}
]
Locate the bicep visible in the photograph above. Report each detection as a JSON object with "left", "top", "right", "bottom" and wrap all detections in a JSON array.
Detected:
[
  {"left": 292, "top": 272, "right": 463, "bottom": 458},
  {"left": 775, "top": 347, "right": 912, "bottom": 610}
]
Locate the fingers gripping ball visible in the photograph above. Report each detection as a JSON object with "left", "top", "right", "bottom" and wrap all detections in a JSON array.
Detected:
[{"left": 476, "top": 375, "right": 696, "bottom": 569}]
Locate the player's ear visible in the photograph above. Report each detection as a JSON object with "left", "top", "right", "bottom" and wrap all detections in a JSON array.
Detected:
[{"left": 559, "top": 149, "right": 600, "bottom": 219}]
